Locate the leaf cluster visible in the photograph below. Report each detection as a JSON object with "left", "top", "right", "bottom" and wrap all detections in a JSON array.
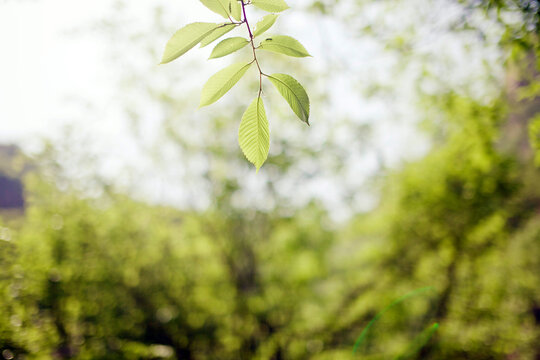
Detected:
[{"left": 161, "top": 0, "right": 311, "bottom": 170}]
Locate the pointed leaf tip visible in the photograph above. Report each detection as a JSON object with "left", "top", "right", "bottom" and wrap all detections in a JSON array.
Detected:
[
  {"left": 200, "top": 23, "right": 236, "bottom": 48},
  {"left": 253, "top": 14, "right": 279, "bottom": 37},
  {"left": 161, "top": 22, "right": 219, "bottom": 64},
  {"left": 268, "top": 73, "right": 310, "bottom": 124},
  {"left": 209, "top": 37, "right": 249, "bottom": 59},
  {"left": 200, "top": 62, "right": 252, "bottom": 107},
  {"left": 239, "top": 97, "right": 270, "bottom": 170},
  {"left": 259, "top": 35, "right": 311, "bottom": 57}
]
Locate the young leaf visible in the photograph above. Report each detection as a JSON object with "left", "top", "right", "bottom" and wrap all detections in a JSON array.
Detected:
[
  {"left": 251, "top": 0, "right": 290, "bottom": 13},
  {"left": 200, "top": 23, "right": 236, "bottom": 48},
  {"left": 200, "top": 0, "right": 234, "bottom": 19},
  {"left": 209, "top": 37, "right": 249, "bottom": 59},
  {"left": 259, "top": 35, "right": 311, "bottom": 57},
  {"left": 200, "top": 62, "right": 252, "bottom": 107},
  {"left": 268, "top": 73, "right": 310, "bottom": 124},
  {"left": 161, "top": 22, "right": 219, "bottom": 64},
  {"left": 239, "top": 96, "right": 270, "bottom": 171},
  {"left": 229, "top": 0, "right": 242, "bottom": 21},
  {"left": 253, "top": 14, "right": 279, "bottom": 37}
]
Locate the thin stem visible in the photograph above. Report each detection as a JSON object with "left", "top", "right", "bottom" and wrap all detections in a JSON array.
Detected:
[
  {"left": 241, "top": 0, "right": 264, "bottom": 96},
  {"left": 218, "top": 22, "right": 243, "bottom": 29},
  {"left": 241, "top": 1, "right": 253, "bottom": 39}
]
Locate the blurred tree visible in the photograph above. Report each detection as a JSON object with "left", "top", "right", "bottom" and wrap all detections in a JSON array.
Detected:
[
  {"left": 329, "top": 0, "right": 540, "bottom": 358},
  {"left": 1, "top": 0, "right": 540, "bottom": 359}
]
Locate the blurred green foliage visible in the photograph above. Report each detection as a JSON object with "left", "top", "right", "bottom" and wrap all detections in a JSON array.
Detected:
[
  {"left": 1, "top": 94, "right": 539, "bottom": 359},
  {"left": 1, "top": 0, "right": 540, "bottom": 359}
]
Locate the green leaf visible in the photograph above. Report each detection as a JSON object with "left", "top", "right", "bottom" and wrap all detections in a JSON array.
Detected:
[
  {"left": 253, "top": 14, "right": 279, "bottom": 37},
  {"left": 200, "top": 23, "right": 236, "bottom": 48},
  {"left": 259, "top": 35, "right": 311, "bottom": 57},
  {"left": 251, "top": 0, "right": 289, "bottom": 12},
  {"left": 239, "top": 96, "right": 270, "bottom": 171},
  {"left": 161, "top": 23, "right": 220, "bottom": 64},
  {"left": 209, "top": 37, "right": 249, "bottom": 59},
  {"left": 267, "top": 73, "right": 310, "bottom": 124},
  {"left": 200, "top": 0, "right": 233, "bottom": 19},
  {"left": 200, "top": 62, "right": 252, "bottom": 107},
  {"left": 229, "top": 0, "right": 242, "bottom": 21},
  {"left": 200, "top": 0, "right": 241, "bottom": 20}
]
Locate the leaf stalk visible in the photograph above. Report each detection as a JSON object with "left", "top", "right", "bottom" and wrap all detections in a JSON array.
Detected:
[{"left": 241, "top": 0, "right": 264, "bottom": 96}]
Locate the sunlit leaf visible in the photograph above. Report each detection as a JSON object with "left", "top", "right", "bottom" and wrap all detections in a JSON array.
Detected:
[
  {"left": 200, "top": 62, "right": 252, "bottom": 107},
  {"left": 200, "top": 0, "right": 233, "bottom": 19},
  {"left": 161, "top": 22, "right": 219, "bottom": 64},
  {"left": 259, "top": 35, "right": 311, "bottom": 57},
  {"left": 200, "top": 23, "right": 236, "bottom": 48},
  {"left": 230, "top": 0, "right": 242, "bottom": 21},
  {"left": 251, "top": 0, "right": 290, "bottom": 13},
  {"left": 209, "top": 37, "right": 249, "bottom": 59},
  {"left": 239, "top": 96, "right": 270, "bottom": 171},
  {"left": 268, "top": 73, "right": 310, "bottom": 124},
  {"left": 253, "top": 14, "right": 279, "bottom": 37}
]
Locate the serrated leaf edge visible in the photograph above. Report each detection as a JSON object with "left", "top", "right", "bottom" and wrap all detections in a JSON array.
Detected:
[
  {"left": 200, "top": 23, "right": 237, "bottom": 48},
  {"left": 238, "top": 96, "right": 270, "bottom": 171},
  {"left": 160, "top": 22, "right": 220, "bottom": 64},
  {"left": 259, "top": 36, "right": 312, "bottom": 57},
  {"left": 199, "top": 62, "right": 253, "bottom": 108},
  {"left": 253, "top": 14, "right": 279, "bottom": 38},
  {"left": 268, "top": 74, "right": 310, "bottom": 125},
  {"left": 208, "top": 37, "right": 250, "bottom": 59}
]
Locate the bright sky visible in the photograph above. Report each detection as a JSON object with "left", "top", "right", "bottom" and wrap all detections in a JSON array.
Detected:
[
  {"left": 0, "top": 0, "right": 505, "bottom": 217},
  {"left": 0, "top": 0, "right": 199, "bottom": 146},
  {"left": 1, "top": 0, "right": 107, "bottom": 141}
]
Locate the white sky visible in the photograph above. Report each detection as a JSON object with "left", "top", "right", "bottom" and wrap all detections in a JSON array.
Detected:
[
  {"left": 0, "top": 0, "right": 505, "bottom": 217},
  {"left": 1, "top": 0, "right": 109, "bottom": 142}
]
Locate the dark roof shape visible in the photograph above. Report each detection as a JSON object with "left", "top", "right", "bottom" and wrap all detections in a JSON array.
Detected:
[{"left": 0, "top": 174, "right": 24, "bottom": 209}]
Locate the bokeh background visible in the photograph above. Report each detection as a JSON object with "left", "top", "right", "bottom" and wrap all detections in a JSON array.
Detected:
[{"left": 1, "top": 0, "right": 539, "bottom": 359}]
